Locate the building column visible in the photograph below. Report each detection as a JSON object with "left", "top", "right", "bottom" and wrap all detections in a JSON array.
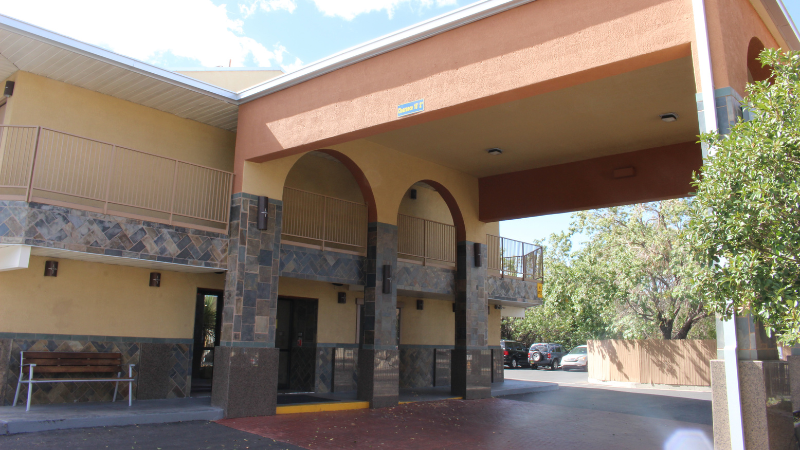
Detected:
[
  {"left": 357, "top": 222, "right": 399, "bottom": 408},
  {"left": 451, "top": 241, "right": 491, "bottom": 399},
  {"left": 711, "top": 314, "right": 794, "bottom": 450},
  {"left": 212, "top": 194, "right": 282, "bottom": 418}
]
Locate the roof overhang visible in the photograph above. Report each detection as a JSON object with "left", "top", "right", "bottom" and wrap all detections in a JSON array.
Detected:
[{"left": 751, "top": 0, "right": 800, "bottom": 50}]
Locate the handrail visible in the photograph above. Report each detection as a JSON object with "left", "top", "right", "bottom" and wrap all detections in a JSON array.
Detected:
[
  {"left": 0, "top": 125, "right": 234, "bottom": 234},
  {"left": 487, "top": 234, "right": 543, "bottom": 282},
  {"left": 282, "top": 186, "right": 368, "bottom": 252},
  {"left": 397, "top": 213, "right": 456, "bottom": 265}
]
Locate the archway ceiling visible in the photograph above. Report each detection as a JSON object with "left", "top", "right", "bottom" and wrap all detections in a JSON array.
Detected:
[{"left": 362, "top": 56, "right": 699, "bottom": 178}]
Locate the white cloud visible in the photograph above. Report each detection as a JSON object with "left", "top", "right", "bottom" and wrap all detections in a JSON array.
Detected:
[
  {"left": 239, "top": 0, "right": 297, "bottom": 18},
  {"left": 0, "top": 0, "right": 291, "bottom": 68},
  {"left": 310, "top": 0, "right": 459, "bottom": 20}
]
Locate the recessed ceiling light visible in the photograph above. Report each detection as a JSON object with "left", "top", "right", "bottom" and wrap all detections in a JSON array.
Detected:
[
  {"left": 487, "top": 148, "right": 503, "bottom": 155},
  {"left": 660, "top": 113, "right": 678, "bottom": 122}
]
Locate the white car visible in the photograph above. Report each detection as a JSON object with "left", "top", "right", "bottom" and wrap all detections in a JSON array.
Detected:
[{"left": 561, "top": 345, "right": 588, "bottom": 371}]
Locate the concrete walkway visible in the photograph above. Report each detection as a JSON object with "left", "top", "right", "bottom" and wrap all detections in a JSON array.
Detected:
[{"left": 0, "top": 397, "right": 223, "bottom": 435}]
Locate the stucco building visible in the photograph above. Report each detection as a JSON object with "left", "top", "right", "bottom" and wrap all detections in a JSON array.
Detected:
[{"left": 0, "top": 1, "right": 797, "bottom": 448}]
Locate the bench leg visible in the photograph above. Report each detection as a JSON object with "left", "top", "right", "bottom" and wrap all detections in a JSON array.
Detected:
[
  {"left": 128, "top": 365, "right": 133, "bottom": 407},
  {"left": 113, "top": 372, "right": 120, "bottom": 403},
  {"left": 25, "top": 365, "right": 34, "bottom": 412},
  {"left": 12, "top": 363, "right": 23, "bottom": 407}
]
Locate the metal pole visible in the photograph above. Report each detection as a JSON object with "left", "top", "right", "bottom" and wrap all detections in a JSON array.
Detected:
[
  {"left": 104, "top": 145, "right": 116, "bottom": 214},
  {"left": 25, "top": 127, "right": 42, "bottom": 203}
]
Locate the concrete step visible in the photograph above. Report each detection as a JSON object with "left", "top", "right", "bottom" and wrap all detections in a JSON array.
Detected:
[{"left": 0, "top": 397, "right": 223, "bottom": 435}]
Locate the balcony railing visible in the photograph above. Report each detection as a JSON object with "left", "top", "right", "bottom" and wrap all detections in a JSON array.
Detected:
[
  {"left": 487, "top": 234, "right": 543, "bottom": 282},
  {"left": 397, "top": 214, "right": 456, "bottom": 265},
  {"left": 0, "top": 125, "right": 234, "bottom": 233},
  {"left": 282, "top": 187, "right": 368, "bottom": 253}
]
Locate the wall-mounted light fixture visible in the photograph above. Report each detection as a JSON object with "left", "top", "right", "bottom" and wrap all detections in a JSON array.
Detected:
[
  {"left": 409, "top": 189, "right": 417, "bottom": 200},
  {"left": 494, "top": 304, "right": 503, "bottom": 310},
  {"left": 44, "top": 260, "right": 58, "bottom": 277},
  {"left": 149, "top": 272, "right": 161, "bottom": 287},
  {"left": 474, "top": 243, "right": 482, "bottom": 267},
  {"left": 452, "top": 303, "right": 456, "bottom": 313},
  {"left": 660, "top": 112, "right": 678, "bottom": 122},
  {"left": 338, "top": 292, "right": 347, "bottom": 304},
  {"left": 4, "top": 81, "right": 14, "bottom": 97},
  {"left": 257, "top": 196, "right": 269, "bottom": 230},
  {"left": 486, "top": 148, "right": 503, "bottom": 155},
  {"left": 417, "top": 299, "right": 424, "bottom": 310},
  {"left": 382, "top": 265, "right": 392, "bottom": 294}
]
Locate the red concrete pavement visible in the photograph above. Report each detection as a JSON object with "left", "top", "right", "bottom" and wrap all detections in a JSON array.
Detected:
[{"left": 218, "top": 397, "right": 711, "bottom": 449}]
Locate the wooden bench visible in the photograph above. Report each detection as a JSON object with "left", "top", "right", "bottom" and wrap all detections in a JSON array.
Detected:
[{"left": 13, "top": 352, "right": 135, "bottom": 411}]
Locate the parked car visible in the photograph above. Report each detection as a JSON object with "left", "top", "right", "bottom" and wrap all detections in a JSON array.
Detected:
[
  {"left": 501, "top": 340, "right": 530, "bottom": 369},
  {"left": 561, "top": 345, "right": 589, "bottom": 371},
  {"left": 528, "top": 343, "right": 566, "bottom": 370}
]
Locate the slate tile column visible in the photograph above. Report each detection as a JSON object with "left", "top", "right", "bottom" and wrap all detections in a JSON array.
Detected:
[
  {"left": 452, "top": 241, "right": 492, "bottom": 399},
  {"left": 357, "top": 222, "right": 399, "bottom": 408},
  {"left": 212, "top": 193, "right": 281, "bottom": 418}
]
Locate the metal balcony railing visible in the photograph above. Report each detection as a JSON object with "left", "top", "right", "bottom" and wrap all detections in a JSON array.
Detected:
[
  {"left": 397, "top": 214, "right": 456, "bottom": 265},
  {"left": 487, "top": 234, "right": 543, "bottom": 282},
  {"left": 282, "top": 187, "right": 368, "bottom": 252},
  {"left": 0, "top": 125, "right": 234, "bottom": 233}
]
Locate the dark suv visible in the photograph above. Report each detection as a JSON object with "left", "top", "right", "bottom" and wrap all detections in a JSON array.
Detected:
[
  {"left": 528, "top": 343, "right": 566, "bottom": 370},
  {"left": 501, "top": 340, "right": 529, "bottom": 369}
]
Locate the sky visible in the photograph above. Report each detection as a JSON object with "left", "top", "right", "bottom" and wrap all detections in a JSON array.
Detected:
[{"left": 0, "top": 0, "right": 797, "bottom": 247}]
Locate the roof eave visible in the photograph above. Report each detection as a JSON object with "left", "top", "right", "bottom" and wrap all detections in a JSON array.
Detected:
[{"left": 236, "top": 0, "right": 537, "bottom": 103}]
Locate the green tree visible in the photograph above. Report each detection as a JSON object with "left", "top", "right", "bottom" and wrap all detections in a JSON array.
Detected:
[
  {"left": 573, "top": 200, "right": 709, "bottom": 340},
  {"left": 687, "top": 49, "right": 800, "bottom": 345},
  {"left": 503, "top": 199, "right": 713, "bottom": 346}
]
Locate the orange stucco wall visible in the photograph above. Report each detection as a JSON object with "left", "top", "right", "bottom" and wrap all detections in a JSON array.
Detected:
[
  {"left": 234, "top": 0, "right": 698, "bottom": 191},
  {"left": 705, "top": 0, "right": 780, "bottom": 96}
]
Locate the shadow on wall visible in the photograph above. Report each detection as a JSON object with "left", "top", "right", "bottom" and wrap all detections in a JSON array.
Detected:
[{"left": 590, "top": 339, "right": 715, "bottom": 386}]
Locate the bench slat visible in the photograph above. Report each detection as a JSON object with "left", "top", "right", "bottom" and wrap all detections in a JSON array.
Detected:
[
  {"left": 23, "top": 352, "right": 121, "bottom": 360},
  {"left": 25, "top": 359, "right": 122, "bottom": 366},
  {"left": 33, "top": 366, "right": 124, "bottom": 374}
]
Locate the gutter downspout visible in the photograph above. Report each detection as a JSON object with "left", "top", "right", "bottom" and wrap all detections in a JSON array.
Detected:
[{"left": 691, "top": 1, "right": 746, "bottom": 449}]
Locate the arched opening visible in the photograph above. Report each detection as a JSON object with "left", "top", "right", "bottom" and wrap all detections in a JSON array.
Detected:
[
  {"left": 747, "top": 37, "right": 770, "bottom": 84},
  {"left": 281, "top": 149, "right": 376, "bottom": 254},
  {"left": 395, "top": 180, "right": 466, "bottom": 392},
  {"left": 396, "top": 180, "right": 465, "bottom": 268}
]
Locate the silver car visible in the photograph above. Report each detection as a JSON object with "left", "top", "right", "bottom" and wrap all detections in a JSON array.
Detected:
[{"left": 561, "top": 345, "right": 588, "bottom": 371}]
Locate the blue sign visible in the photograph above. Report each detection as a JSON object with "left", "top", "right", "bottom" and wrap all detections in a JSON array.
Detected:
[{"left": 397, "top": 99, "right": 424, "bottom": 117}]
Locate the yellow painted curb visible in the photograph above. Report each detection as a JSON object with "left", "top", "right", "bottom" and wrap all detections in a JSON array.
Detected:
[
  {"left": 399, "top": 397, "right": 462, "bottom": 404},
  {"left": 275, "top": 401, "right": 370, "bottom": 414}
]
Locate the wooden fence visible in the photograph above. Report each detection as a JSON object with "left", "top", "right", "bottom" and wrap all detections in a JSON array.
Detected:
[{"left": 587, "top": 339, "right": 716, "bottom": 386}]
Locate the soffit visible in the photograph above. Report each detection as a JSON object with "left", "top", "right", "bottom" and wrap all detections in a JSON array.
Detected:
[
  {"left": 0, "top": 17, "right": 240, "bottom": 131},
  {"left": 29, "top": 246, "right": 224, "bottom": 274},
  {"left": 363, "top": 56, "right": 700, "bottom": 178}
]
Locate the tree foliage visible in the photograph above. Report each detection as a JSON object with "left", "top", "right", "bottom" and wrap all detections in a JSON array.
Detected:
[
  {"left": 687, "top": 49, "right": 800, "bottom": 345},
  {"left": 503, "top": 199, "right": 714, "bottom": 347}
]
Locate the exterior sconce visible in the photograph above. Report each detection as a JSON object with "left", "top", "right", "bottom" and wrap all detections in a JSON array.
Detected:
[
  {"left": 452, "top": 303, "right": 456, "bottom": 312},
  {"left": 149, "top": 272, "right": 161, "bottom": 287},
  {"left": 338, "top": 292, "right": 347, "bottom": 304},
  {"left": 660, "top": 112, "right": 678, "bottom": 122},
  {"left": 4, "top": 81, "right": 14, "bottom": 97},
  {"left": 409, "top": 189, "right": 417, "bottom": 199},
  {"left": 257, "top": 196, "right": 269, "bottom": 230},
  {"left": 494, "top": 304, "right": 503, "bottom": 310},
  {"left": 417, "top": 299, "right": 424, "bottom": 310},
  {"left": 382, "top": 265, "right": 392, "bottom": 294},
  {"left": 44, "top": 260, "right": 58, "bottom": 277},
  {"left": 474, "top": 243, "right": 482, "bottom": 267}
]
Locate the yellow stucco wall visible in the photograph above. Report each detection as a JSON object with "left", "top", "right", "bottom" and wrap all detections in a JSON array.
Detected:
[
  {"left": 0, "top": 256, "right": 224, "bottom": 339},
  {"left": 398, "top": 185, "right": 454, "bottom": 225},
  {"left": 284, "top": 153, "right": 365, "bottom": 203},
  {"left": 5, "top": 71, "right": 236, "bottom": 171},
  {"left": 278, "top": 277, "right": 359, "bottom": 344},
  {"left": 397, "top": 297, "right": 455, "bottom": 346}
]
